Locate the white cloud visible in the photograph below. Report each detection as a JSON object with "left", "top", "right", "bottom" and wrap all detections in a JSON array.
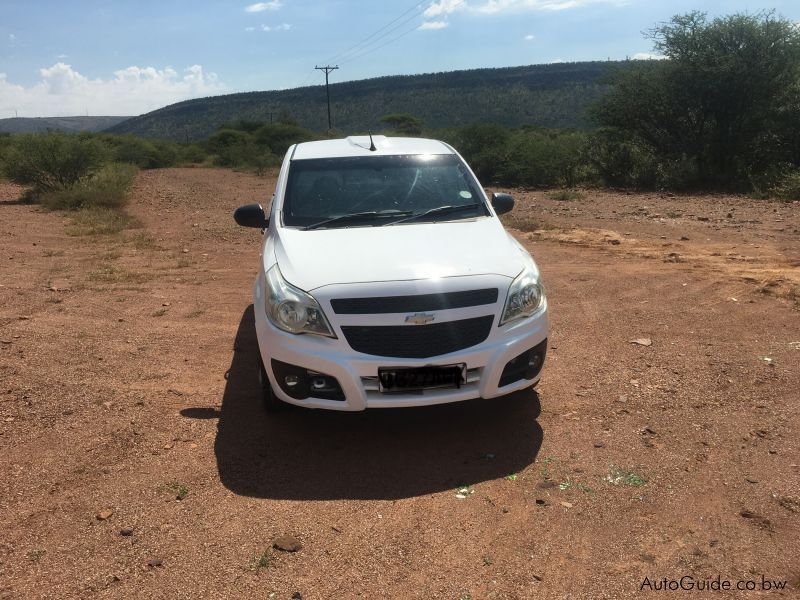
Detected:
[
  {"left": 524, "top": 34, "right": 535, "bottom": 40},
  {"left": 425, "top": 0, "right": 466, "bottom": 17},
  {"left": 245, "top": 1, "right": 282, "bottom": 12},
  {"left": 261, "top": 23, "right": 291, "bottom": 32},
  {"left": 632, "top": 52, "right": 665, "bottom": 60},
  {"left": 9, "top": 34, "right": 16, "bottom": 42},
  {"left": 480, "top": 0, "right": 625, "bottom": 11},
  {"left": 419, "top": 20, "right": 449, "bottom": 30},
  {"left": 245, "top": 26, "right": 255, "bottom": 32},
  {"left": 0, "top": 62, "right": 225, "bottom": 117},
  {"left": 426, "top": 0, "right": 626, "bottom": 15}
]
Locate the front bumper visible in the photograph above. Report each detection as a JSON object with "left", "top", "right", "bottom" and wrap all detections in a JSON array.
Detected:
[{"left": 253, "top": 274, "right": 549, "bottom": 411}]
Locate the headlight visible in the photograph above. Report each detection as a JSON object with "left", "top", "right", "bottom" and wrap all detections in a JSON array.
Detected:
[
  {"left": 264, "top": 265, "right": 336, "bottom": 337},
  {"left": 500, "top": 253, "right": 546, "bottom": 326}
]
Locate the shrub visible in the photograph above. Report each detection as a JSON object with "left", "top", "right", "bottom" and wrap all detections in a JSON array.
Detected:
[
  {"left": 104, "top": 135, "right": 186, "bottom": 169},
  {"left": 500, "top": 129, "right": 589, "bottom": 188},
  {"left": 443, "top": 123, "right": 510, "bottom": 183},
  {"left": 380, "top": 113, "right": 424, "bottom": 136},
  {"left": 180, "top": 143, "right": 208, "bottom": 164},
  {"left": 772, "top": 168, "right": 800, "bottom": 200},
  {"left": 39, "top": 163, "right": 138, "bottom": 210},
  {"left": 252, "top": 123, "right": 316, "bottom": 156},
  {"left": 584, "top": 129, "right": 658, "bottom": 188},
  {"left": 2, "top": 132, "right": 106, "bottom": 192},
  {"left": 205, "top": 129, "right": 256, "bottom": 167}
]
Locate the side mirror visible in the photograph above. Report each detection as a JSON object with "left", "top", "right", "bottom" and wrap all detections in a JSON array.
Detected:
[
  {"left": 491, "top": 192, "right": 514, "bottom": 215},
  {"left": 234, "top": 203, "right": 269, "bottom": 229}
]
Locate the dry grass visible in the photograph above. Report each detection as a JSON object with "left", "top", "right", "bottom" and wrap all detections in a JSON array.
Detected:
[
  {"left": 87, "top": 264, "right": 150, "bottom": 284},
  {"left": 66, "top": 207, "right": 136, "bottom": 236},
  {"left": 547, "top": 189, "right": 586, "bottom": 201},
  {"left": 500, "top": 213, "right": 555, "bottom": 232}
]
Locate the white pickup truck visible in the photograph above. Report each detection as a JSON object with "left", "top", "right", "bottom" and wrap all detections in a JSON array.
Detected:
[{"left": 234, "top": 135, "right": 548, "bottom": 411}]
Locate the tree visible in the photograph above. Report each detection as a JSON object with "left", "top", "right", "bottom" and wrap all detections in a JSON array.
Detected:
[
  {"left": 2, "top": 132, "right": 106, "bottom": 192},
  {"left": 380, "top": 113, "right": 424, "bottom": 136},
  {"left": 593, "top": 11, "right": 800, "bottom": 188}
]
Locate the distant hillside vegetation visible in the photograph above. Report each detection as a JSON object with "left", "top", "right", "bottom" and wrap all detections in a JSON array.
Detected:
[
  {"left": 0, "top": 116, "right": 130, "bottom": 134},
  {"left": 107, "top": 61, "right": 628, "bottom": 140}
]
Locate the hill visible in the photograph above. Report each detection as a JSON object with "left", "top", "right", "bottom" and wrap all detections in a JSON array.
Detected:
[
  {"left": 107, "top": 61, "right": 628, "bottom": 140},
  {"left": 0, "top": 116, "right": 130, "bottom": 134}
]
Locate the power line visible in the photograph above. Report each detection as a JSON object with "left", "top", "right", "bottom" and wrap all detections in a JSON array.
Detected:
[
  {"left": 296, "top": 67, "right": 318, "bottom": 89},
  {"left": 335, "top": 6, "right": 430, "bottom": 65},
  {"left": 323, "top": 1, "right": 425, "bottom": 65},
  {"left": 338, "top": 0, "right": 467, "bottom": 67},
  {"left": 339, "top": 22, "right": 423, "bottom": 66}
]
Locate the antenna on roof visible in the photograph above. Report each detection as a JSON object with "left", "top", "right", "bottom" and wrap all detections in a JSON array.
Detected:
[{"left": 368, "top": 130, "right": 377, "bottom": 152}]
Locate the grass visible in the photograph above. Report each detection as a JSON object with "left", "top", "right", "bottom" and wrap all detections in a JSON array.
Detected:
[
  {"left": 39, "top": 163, "right": 137, "bottom": 211},
  {"left": 65, "top": 207, "right": 135, "bottom": 236},
  {"left": 27, "top": 549, "right": 46, "bottom": 562},
  {"left": 547, "top": 189, "right": 585, "bottom": 201},
  {"left": 31, "top": 163, "right": 139, "bottom": 237},
  {"left": 165, "top": 481, "right": 189, "bottom": 500},
  {"left": 130, "top": 232, "right": 161, "bottom": 250},
  {"left": 152, "top": 308, "right": 168, "bottom": 317},
  {"left": 185, "top": 309, "right": 205, "bottom": 318},
  {"left": 559, "top": 479, "right": 593, "bottom": 493},
  {"left": 88, "top": 264, "right": 149, "bottom": 284},
  {"left": 779, "top": 284, "right": 800, "bottom": 309},
  {"left": 251, "top": 551, "right": 271, "bottom": 572},
  {"left": 605, "top": 464, "right": 647, "bottom": 487},
  {"left": 42, "top": 249, "right": 65, "bottom": 257},
  {"left": 500, "top": 213, "right": 553, "bottom": 233}
]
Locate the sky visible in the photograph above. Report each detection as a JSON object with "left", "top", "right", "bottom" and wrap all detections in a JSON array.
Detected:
[{"left": 1, "top": 0, "right": 799, "bottom": 118}]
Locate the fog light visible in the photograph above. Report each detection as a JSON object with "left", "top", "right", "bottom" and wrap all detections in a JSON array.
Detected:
[
  {"left": 271, "top": 359, "right": 346, "bottom": 401},
  {"left": 499, "top": 339, "right": 548, "bottom": 387}
]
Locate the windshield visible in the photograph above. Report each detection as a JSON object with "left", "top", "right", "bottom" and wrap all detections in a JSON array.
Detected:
[{"left": 282, "top": 154, "right": 488, "bottom": 228}]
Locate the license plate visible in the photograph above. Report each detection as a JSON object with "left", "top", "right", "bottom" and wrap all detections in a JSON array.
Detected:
[{"left": 378, "top": 364, "right": 466, "bottom": 393}]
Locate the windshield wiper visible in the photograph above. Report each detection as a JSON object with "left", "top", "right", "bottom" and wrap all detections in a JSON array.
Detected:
[
  {"left": 302, "top": 210, "right": 413, "bottom": 231},
  {"left": 388, "top": 203, "right": 485, "bottom": 226}
]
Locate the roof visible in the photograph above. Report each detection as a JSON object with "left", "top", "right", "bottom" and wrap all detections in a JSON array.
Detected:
[{"left": 291, "top": 136, "right": 454, "bottom": 160}]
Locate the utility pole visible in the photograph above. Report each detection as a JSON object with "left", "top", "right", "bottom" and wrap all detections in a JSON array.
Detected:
[{"left": 315, "top": 65, "right": 339, "bottom": 131}]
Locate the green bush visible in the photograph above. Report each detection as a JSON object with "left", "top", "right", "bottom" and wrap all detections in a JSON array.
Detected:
[
  {"left": 772, "top": 169, "right": 800, "bottom": 200},
  {"left": 443, "top": 123, "right": 510, "bottom": 183},
  {"left": 584, "top": 129, "right": 658, "bottom": 188},
  {"left": 252, "top": 123, "right": 316, "bottom": 156},
  {"left": 2, "top": 132, "right": 106, "bottom": 192},
  {"left": 180, "top": 143, "right": 208, "bottom": 164},
  {"left": 501, "top": 129, "right": 589, "bottom": 187},
  {"left": 39, "top": 163, "right": 138, "bottom": 210},
  {"left": 102, "top": 135, "right": 189, "bottom": 169},
  {"left": 380, "top": 113, "right": 424, "bottom": 136},
  {"left": 203, "top": 121, "right": 316, "bottom": 170}
]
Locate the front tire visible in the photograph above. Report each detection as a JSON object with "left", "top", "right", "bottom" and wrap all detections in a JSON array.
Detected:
[{"left": 258, "top": 357, "right": 284, "bottom": 412}]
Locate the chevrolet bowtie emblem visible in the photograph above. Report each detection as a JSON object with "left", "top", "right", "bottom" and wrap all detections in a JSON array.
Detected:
[{"left": 405, "top": 312, "right": 435, "bottom": 325}]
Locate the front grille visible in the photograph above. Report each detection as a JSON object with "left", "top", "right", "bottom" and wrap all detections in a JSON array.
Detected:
[
  {"left": 331, "top": 288, "right": 498, "bottom": 314},
  {"left": 341, "top": 315, "right": 494, "bottom": 358}
]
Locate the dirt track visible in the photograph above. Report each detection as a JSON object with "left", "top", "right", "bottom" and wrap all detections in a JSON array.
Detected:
[{"left": 1, "top": 168, "right": 798, "bottom": 599}]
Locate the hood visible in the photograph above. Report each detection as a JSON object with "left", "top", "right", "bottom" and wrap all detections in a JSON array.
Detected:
[{"left": 272, "top": 217, "right": 524, "bottom": 291}]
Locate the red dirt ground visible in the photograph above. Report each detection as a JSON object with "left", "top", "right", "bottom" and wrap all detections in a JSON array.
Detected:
[{"left": 1, "top": 168, "right": 798, "bottom": 599}]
